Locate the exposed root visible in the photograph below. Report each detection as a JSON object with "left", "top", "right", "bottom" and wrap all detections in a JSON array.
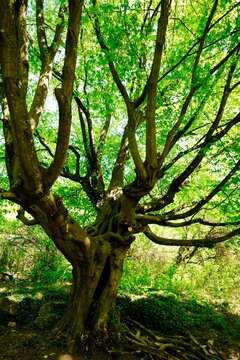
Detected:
[{"left": 109, "top": 318, "right": 226, "bottom": 360}]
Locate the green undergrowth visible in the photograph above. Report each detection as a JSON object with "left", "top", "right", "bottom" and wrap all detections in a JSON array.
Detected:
[
  {"left": 2, "top": 279, "right": 239, "bottom": 343},
  {"left": 117, "top": 243, "right": 240, "bottom": 342},
  {"left": 0, "top": 234, "right": 239, "bottom": 345},
  {"left": 117, "top": 294, "right": 240, "bottom": 341}
]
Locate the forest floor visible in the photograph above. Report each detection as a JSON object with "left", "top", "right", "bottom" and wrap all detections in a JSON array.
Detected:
[
  {"left": 0, "top": 321, "right": 239, "bottom": 360},
  {"left": 0, "top": 280, "right": 239, "bottom": 360}
]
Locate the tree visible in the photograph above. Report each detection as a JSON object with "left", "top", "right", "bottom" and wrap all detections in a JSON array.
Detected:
[{"left": 0, "top": 0, "right": 239, "bottom": 339}]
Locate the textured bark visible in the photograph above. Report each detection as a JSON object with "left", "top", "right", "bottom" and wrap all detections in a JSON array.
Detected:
[
  {"left": 1, "top": 0, "right": 239, "bottom": 343},
  {"left": 21, "top": 192, "right": 133, "bottom": 338},
  {"left": 55, "top": 243, "right": 129, "bottom": 337}
]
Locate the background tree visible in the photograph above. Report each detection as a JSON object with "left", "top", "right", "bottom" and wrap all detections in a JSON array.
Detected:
[{"left": 0, "top": 0, "right": 239, "bottom": 339}]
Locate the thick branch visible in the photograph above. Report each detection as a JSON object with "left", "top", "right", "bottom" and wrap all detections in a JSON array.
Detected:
[
  {"left": 16, "top": 207, "right": 38, "bottom": 226},
  {"left": 36, "top": 0, "right": 48, "bottom": 59},
  {"left": 109, "top": 126, "right": 129, "bottom": 190},
  {"left": 145, "top": 0, "right": 170, "bottom": 179},
  {"left": 135, "top": 0, "right": 218, "bottom": 108},
  {"left": 144, "top": 225, "right": 240, "bottom": 247},
  {"left": 29, "top": 4, "right": 66, "bottom": 131},
  {"left": 127, "top": 109, "right": 148, "bottom": 184},
  {"left": 97, "top": 113, "right": 111, "bottom": 159},
  {"left": 17, "top": 0, "right": 29, "bottom": 97},
  {"left": 134, "top": 1, "right": 170, "bottom": 109},
  {"left": 93, "top": 0, "right": 152, "bottom": 184},
  {"left": 110, "top": 109, "right": 146, "bottom": 190},
  {"left": 74, "top": 96, "right": 97, "bottom": 164},
  {"left": 0, "top": 1, "right": 43, "bottom": 195},
  {"left": 45, "top": 0, "right": 83, "bottom": 190}
]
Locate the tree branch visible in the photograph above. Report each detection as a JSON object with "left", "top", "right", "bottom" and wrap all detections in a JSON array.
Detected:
[
  {"left": 169, "top": 95, "right": 210, "bottom": 151},
  {"left": 137, "top": 109, "right": 240, "bottom": 215},
  {"left": 36, "top": 0, "right": 48, "bottom": 60},
  {"left": 74, "top": 97, "right": 106, "bottom": 206},
  {"left": 17, "top": 0, "right": 29, "bottom": 97},
  {"left": 157, "top": 87, "right": 196, "bottom": 169},
  {"left": 167, "top": 159, "right": 240, "bottom": 221},
  {"left": 158, "top": 1, "right": 219, "bottom": 169},
  {"left": 30, "top": 4, "right": 66, "bottom": 131},
  {"left": 74, "top": 96, "right": 97, "bottom": 165},
  {"left": 160, "top": 219, "right": 240, "bottom": 227},
  {"left": 97, "top": 113, "right": 111, "bottom": 159},
  {"left": 144, "top": 225, "right": 240, "bottom": 247},
  {"left": 191, "top": 0, "right": 218, "bottom": 84},
  {"left": 135, "top": 212, "right": 240, "bottom": 227},
  {"left": 109, "top": 125, "right": 129, "bottom": 190},
  {"left": 35, "top": 129, "right": 54, "bottom": 158},
  {"left": 145, "top": 0, "right": 170, "bottom": 180},
  {"left": 16, "top": 207, "right": 38, "bottom": 226},
  {"left": 0, "top": 0, "right": 43, "bottom": 195},
  {"left": 158, "top": 3, "right": 239, "bottom": 83},
  {"left": 210, "top": 42, "right": 240, "bottom": 75},
  {"left": 92, "top": 0, "right": 131, "bottom": 109},
  {"left": 68, "top": 145, "right": 81, "bottom": 177},
  {"left": 161, "top": 110, "right": 240, "bottom": 180},
  {"left": 155, "top": 62, "right": 238, "bottom": 209},
  {"left": 0, "top": 189, "right": 19, "bottom": 203},
  {"left": 45, "top": 0, "right": 83, "bottom": 190},
  {"left": 134, "top": 1, "right": 170, "bottom": 109}
]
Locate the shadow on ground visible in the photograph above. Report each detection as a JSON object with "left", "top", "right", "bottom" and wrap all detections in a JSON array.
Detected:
[{"left": 0, "top": 280, "right": 239, "bottom": 359}]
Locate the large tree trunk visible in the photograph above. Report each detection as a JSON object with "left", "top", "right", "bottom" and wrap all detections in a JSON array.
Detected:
[
  {"left": 55, "top": 244, "right": 129, "bottom": 337},
  {"left": 26, "top": 193, "right": 132, "bottom": 339}
]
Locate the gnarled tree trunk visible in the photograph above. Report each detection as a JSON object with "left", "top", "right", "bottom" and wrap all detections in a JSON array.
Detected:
[
  {"left": 56, "top": 243, "right": 129, "bottom": 337},
  {"left": 26, "top": 192, "right": 133, "bottom": 338}
]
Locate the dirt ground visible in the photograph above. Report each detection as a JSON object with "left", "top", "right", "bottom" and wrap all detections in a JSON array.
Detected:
[
  {"left": 0, "top": 281, "right": 239, "bottom": 360},
  {"left": 0, "top": 319, "right": 239, "bottom": 360},
  {"left": 0, "top": 323, "right": 146, "bottom": 360}
]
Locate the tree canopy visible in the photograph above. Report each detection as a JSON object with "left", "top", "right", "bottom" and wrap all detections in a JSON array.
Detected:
[{"left": 0, "top": 0, "right": 240, "bottom": 338}]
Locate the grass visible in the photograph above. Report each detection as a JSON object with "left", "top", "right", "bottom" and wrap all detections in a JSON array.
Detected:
[
  {"left": 117, "top": 242, "right": 240, "bottom": 343},
  {"left": 1, "top": 237, "right": 239, "bottom": 347}
]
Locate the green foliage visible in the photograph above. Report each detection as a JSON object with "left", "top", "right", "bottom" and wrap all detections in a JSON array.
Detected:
[
  {"left": 53, "top": 182, "right": 96, "bottom": 226},
  {"left": 1, "top": 0, "right": 239, "bottom": 242},
  {"left": 29, "top": 249, "right": 71, "bottom": 284},
  {"left": 118, "top": 292, "right": 240, "bottom": 339},
  {"left": 118, "top": 294, "right": 186, "bottom": 334},
  {"left": 0, "top": 213, "right": 71, "bottom": 284},
  {"left": 117, "top": 239, "right": 240, "bottom": 339},
  {"left": 0, "top": 0, "right": 240, "bottom": 343},
  {"left": 0, "top": 224, "right": 239, "bottom": 340}
]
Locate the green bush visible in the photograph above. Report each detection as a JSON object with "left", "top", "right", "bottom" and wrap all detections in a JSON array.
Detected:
[{"left": 118, "top": 294, "right": 187, "bottom": 334}]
